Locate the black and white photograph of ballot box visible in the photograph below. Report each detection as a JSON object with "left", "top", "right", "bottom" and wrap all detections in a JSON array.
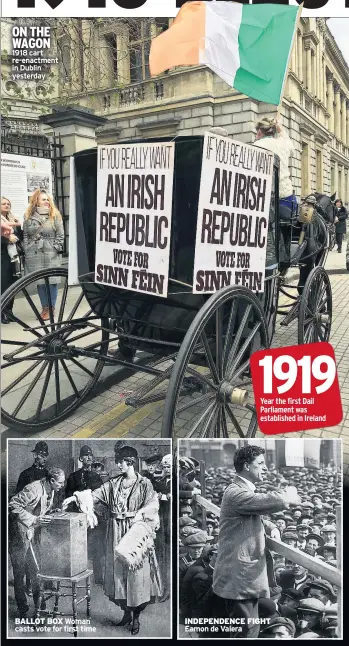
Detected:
[
  {"left": 177, "top": 438, "right": 342, "bottom": 640},
  {"left": 7, "top": 439, "right": 172, "bottom": 639}
]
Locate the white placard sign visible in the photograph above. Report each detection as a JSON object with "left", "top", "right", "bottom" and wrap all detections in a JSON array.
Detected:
[
  {"left": 95, "top": 142, "right": 175, "bottom": 298},
  {"left": 1, "top": 153, "right": 53, "bottom": 224},
  {"left": 193, "top": 133, "right": 274, "bottom": 294}
]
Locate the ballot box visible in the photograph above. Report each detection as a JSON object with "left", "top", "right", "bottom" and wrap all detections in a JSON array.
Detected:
[{"left": 40, "top": 512, "right": 88, "bottom": 578}]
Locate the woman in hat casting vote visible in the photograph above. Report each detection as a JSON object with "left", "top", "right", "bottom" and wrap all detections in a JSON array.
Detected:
[{"left": 63, "top": 444, "right": 161, "bottom": 635}]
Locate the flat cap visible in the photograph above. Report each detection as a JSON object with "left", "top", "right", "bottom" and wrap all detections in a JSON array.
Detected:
[
  {"left": 181, "top": 530, "right": 209, "bottom": 546},
  {"left": 282, "top": 588, "right": 303, "bottom": 601},
  {"left": 321, "top": 524, "right": 336, "bottom": 533},
  {"left": 261, "top": 617, "right": 296, "bottom": 635},
  {"left": 282, "top": 531, "right": 298, "bottom": 540},
  {"left": 297, "top": 598, "right": 326, "bottom": 614},
  {"left": 180, "top": 526, "right": 201, "bottom": 539},
  {"left": 179, "top": 516, "right": 197, "bottom": 528},
  {"left": 307, "top": 579, "right": 334, "bottom": 597}
]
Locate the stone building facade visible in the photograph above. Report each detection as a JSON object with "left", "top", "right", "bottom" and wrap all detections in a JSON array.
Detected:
[
  {"left": 1, "top": 17, "right": 349, "bottom": 206},
  {"left": 1, "top": 18, "right": 59, "bottom": 143},
  {"left": 62, "top": 17, "right": 348, "bottom": 205}
]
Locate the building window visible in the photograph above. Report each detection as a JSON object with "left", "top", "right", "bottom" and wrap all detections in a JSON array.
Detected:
[
  {"left": 331, "top": 166, "right": 335, "bottom": 194},
  {"left": 129, "top": 20, "right": 151, "bottom": 83},
  {"left": 338, "top": 169, "right": 342, "bottom": 198},
  {"left": 59, "top": 36, "right": 71, "bottom": 84},
  {"left": 316, "top": 149, "right": 323, "bottom": 192},
  {"left": 301, "top": 142, "right": 309, "bottom": 197},
  {"left": 105, "top": 34, "right": 118, "bottom": 82}
]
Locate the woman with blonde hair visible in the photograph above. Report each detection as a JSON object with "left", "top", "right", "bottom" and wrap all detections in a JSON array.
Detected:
[{"left": 23, "top": 188, "right": 64, "bottom": 320}]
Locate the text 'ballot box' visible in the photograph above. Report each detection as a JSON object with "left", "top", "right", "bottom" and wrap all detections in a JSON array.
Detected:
[{"left": 40, "top": 512, "right": 88, "bottom": 578}]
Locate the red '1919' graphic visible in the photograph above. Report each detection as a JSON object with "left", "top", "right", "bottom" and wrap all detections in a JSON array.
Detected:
[{"left": 250, "top": 342, "right": 343, "bottom": 435}]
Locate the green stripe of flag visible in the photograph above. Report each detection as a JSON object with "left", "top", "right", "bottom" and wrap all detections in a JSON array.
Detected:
[{"left": 234, "top": 4, "right": 299, "bottom": 105}]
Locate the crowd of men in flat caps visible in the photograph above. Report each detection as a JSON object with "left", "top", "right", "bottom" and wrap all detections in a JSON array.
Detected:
[
  {"left": 8, "top": 441, "right": 171, "bottom": 635},
  {"left": 178, "top": 445, "right": 340, "bottom": 639}
]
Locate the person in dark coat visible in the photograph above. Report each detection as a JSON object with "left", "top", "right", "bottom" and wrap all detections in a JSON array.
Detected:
[
  {"left": 65, "top": 445, "right": 104, "bottom": 584},
  {"left": 334, "top": 199, "right": 348, "bottom": 252},
  {"left": 179, "top": 531, "right": 209, "bottom": 600},
  {"left": 1, "top": 196, "right": 22, "bottom": 323},
  {"left": 65, "top": 445, "right": 103, "bottom": 497},
  {"left": 152, "top": 454, "right": 171, "bottom": 602},
  {"left": 180, "top": 545, "right": 216, "bottom": 620},
  {"left": 191, "top": 549, "right": 217, "bottom": 618},
  {"left": 15, "top": 442, "right": 49, "bottom": 494}
]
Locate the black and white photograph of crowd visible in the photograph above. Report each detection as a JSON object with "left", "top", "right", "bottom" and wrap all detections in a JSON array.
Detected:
[
  {"left": 178, "top": 439, "right": 341, "bottom": 639},
  {"left": 7, "top": 439, "right": 171, "bottom": 639}
]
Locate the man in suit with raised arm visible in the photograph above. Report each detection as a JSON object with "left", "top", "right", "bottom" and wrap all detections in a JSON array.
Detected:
[{"left": 212, "top": 445, "right": 301, "bottom": 638}]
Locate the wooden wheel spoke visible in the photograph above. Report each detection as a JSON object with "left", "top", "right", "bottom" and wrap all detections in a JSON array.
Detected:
[
  {"left": 44, "top": 277, "right": 55, "bottom": 330},
  {"left": 60, "top": 359, "right": 81, "bottom": 399},
  {"left": 21, "top": 287, "right": 48, "bottom": 334},
  {"left": 2, "top": 360, "right": 46, "bottom": 396},
  {"left": 1, "top": 351, "right": 47, "bottom": 366},
  {"left": 176, "top": 393, "right": 215, "bottom": 415},
  {"left": 188, "top": 401, "right": 216, "bottom": 438},
  {"left": 214, "top": 407, "right": 222, "bottom": 439},
  {"left": 35, "top": 363, "right": 53, "bottom": 420},
  {"left": 5, "top": 310, "right": 44, "bottom": 340},
  {"left": 66, "top": 290, "right": 85, "bottom": 322},
  {"left": 186, "top": 366, "right": 218, "bottom": 391},
  {"left": 54, "top": 360, "right": 61, "bottom": 415},
  {"left": 215, "top": 307, "right": 223, "bottom": 380},
  {"left": 230, "top": 357, "right": 251, "bottom": 384},
  {"left": 200, "top": 330, "right": 219, "bottom": 384},
  {"left": 221, "top": 408, "right": 229, "bottom": 439},
  {"left": 225, "top": 303, "right": 252, "bottom": 377},
  {"left": 225, "top": 404, "right": 246, "bottom": 438},
  {"left": 69, "top": 357, "right": 95, "bottom": 378},
  {"left": 222, "top": 298, "right": 238, "bottom": 370},
  {"left": 201, "top": 405, "right": 219, "bottom": 439},
  {"left": 57, "top": 278, "right": 69, "bottom": 327},
  {"left": 227, "top": 322, "right": 261, "bottom": 381},
  {"left": 12, "top": 361, "right": 49, "bottom": 417},
  {"left": 304, "top": 324, "right": 314, "bottom": 343},
  {"left": 314, "top": 321, "right": 325, "bottom": 342},
  {"left": 316, "top": 283, "right": 327, "bottom": 308}
]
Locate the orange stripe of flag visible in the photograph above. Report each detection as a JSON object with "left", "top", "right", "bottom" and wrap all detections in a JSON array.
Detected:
[{"left": 149, "top": 1, "right": 206, "bottom": 76}]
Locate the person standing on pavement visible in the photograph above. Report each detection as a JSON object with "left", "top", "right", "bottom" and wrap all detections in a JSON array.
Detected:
[
  {"left": 23, "top": 189, "right": 64, "bottom": 321},
  {"left": 15, "top": 441, "right": 49, "bottom": 494},
  {"left": 8, "top": 467, "right": 65, "bottom": 618},
  {"left": 65, "top": 445, "right": 104, "bottom": 584},
  {"left": 1, "top": 196, "right": 22, "bottom": 323},
  {"left": 212, "top": 445, "right": 301, "bottom": 638},
  {"left": 334, "top": 199, "right": 347, "bottom": 252}
]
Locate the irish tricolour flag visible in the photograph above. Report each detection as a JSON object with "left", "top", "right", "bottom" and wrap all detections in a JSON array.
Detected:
[{"left": 149, "top": 1, "right": 300, "bottom": 105}]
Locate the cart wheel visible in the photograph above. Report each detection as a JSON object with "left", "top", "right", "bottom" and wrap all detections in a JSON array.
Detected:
[
  {"left": 1, "top": 268, "right": 110, "bottom": 431},
  {"left": 298, "top": 266, "right": 332, "bottom": 345},
  {"left": 161, "top": 285, "right": 269, "bottom": 439}
]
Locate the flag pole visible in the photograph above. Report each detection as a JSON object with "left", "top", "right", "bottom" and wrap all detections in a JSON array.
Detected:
[{"left": 277, "top": 2, "right": 303, "bottom": 120}]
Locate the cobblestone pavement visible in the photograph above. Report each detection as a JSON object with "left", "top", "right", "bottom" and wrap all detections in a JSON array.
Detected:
[{"left": 2, "top": 247, "right": 349, "bottom": 481}]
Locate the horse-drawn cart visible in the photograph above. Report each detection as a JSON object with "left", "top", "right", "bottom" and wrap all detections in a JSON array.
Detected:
[{"left": 1, "top": 134, "right": 334, "bottom": 438}]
